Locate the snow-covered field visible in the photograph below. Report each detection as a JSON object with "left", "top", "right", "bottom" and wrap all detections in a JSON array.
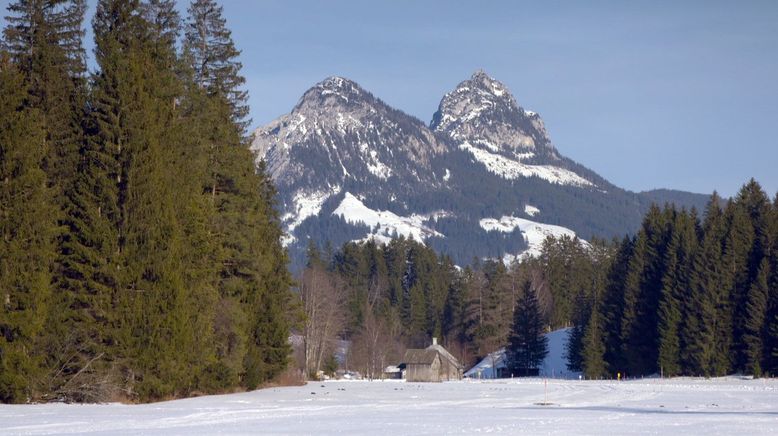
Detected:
[{"left": 2, "top": 377, "right": 777, "bottom": 435}]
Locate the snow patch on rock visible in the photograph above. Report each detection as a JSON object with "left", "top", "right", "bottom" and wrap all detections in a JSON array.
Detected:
[
  {"left": 366, "top": 149, "right": 392, "bottom": 180},
  {"left": 524, "top": 204, "right": 540, "bottom": 217}
]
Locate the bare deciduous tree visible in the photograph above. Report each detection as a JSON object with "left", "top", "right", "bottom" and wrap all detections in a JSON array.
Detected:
[{"left": 299, "top": 264, "right": 346, "bottom": 379}]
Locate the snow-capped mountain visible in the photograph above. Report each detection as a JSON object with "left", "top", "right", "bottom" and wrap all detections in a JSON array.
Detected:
[
  {"left": 431, "top": 71, "right": 593, "bottom": 187},
  {"left": 252, "top": 76, "right": 448, "bottom": 243},
  {"left": 252, "top": 71, "right": 708, "bottom": 267}
]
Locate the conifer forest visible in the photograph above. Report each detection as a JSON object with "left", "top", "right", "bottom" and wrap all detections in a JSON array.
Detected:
[
  {"left": 0, "top": 0, "right": 293, "bottom": 403},
  {"left": 1, "top": 0, "right": 778, "bottom": 407},
  {"left": 300, "top": 182, "right": 778, "bottom": 383}
]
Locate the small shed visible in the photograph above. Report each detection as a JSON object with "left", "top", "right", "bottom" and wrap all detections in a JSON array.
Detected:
[
  {"left": 404, "top": 349, "right": 441, "bottom": 382},
  {"left": 403, "top": 338, "right": 463, "bottom": 382},
  {"left": 383, "top": 365, "right": 404, "bottom": 379}
]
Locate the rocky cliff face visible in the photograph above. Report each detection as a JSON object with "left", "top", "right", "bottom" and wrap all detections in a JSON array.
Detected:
[{"left": 254, "top": 76, "right": 445, "bottom": 188}]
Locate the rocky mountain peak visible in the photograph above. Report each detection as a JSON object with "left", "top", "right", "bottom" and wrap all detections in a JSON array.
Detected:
[
  {"left": 251, "top": 75, "right": 447, "bottom": 206},
  {"left": 431, "top": 70, "right": 555, "bottom": 155},
  {"left": 293, "top": 75, "right": 374, "bottom": 115},
  {"left": 468, "top": 69, "right": 511, "bottom": 98}
]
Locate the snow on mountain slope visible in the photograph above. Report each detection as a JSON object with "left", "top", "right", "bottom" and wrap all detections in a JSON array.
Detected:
[
  {"left": 460, "top": 141, "right": 594, "bottom": 187},
  {"left": 480, "top": 215, "right": 581, "bottom": 258},
  {"left": 332, "top": 192, "right": 445, "bottom": 244},
  {"left": 281, "top": 186, "right": 341, "bottom": 245}
]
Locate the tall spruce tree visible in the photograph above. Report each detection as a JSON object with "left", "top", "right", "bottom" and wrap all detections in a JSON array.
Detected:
[
  {"left": 600, "top": 236, "right": 633, "bottom": 375},
  {"left": 3, "top": 0, "right": 87, "bottom": 192},
  {"left": 506, "top": 281, "right": 548, "bottom": 376},
  {"left": 685, "top": 193, "right": 727, "bottom": 376},
  {"left": 183, "top": 0, "right": 293, "bottom": 388},
  {"left": 183, "top": 0, "right": 250, "bottom": 134},
  {"left": 581, "top": 300, "right": 607, "bottom": 379},
  {"left": 0, "top": 55, "right": 55, "bottom": 403},
  {"left": 89, "top": 0, "right": 196, "bottom": 399},
  {"left": 620, "top": 205, "right": 670, "bottom": 376},
  {"left": 766, "top": 194, "right": 778, "bottom": 374},
  {"left": 743, "top": 259, "right": 770, "bottom": 376},
  {"left": 724, "top": 179, "right": 769, "bottom": 371},
  {"left": 565, "top": 289, "right": 589, "bottom": 372},
  {"left": 657, "top": 208, "right": 697, "bottom": 377},
  {"left": 0, "top": 0, "right": 296, "bottom": 403}
]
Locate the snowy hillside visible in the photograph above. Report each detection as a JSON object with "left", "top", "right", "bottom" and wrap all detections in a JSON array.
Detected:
[
  {"left": 332, "top": 192, "right": 444, "bottom": 244},
  {"left": 3, "top": 378, "right": 777, "bottom": 435},
  {"left": 480, "top": 216, "right": 582, "bottom": 259}
]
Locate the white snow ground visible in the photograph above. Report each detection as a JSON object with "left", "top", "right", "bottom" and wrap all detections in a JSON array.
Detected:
[{"left": 2, "top": 378, "right": 777, "bottom": 435}]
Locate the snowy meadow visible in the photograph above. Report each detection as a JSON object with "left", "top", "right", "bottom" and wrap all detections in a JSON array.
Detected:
[{"left": 1, "top": 377, "right": 776, "bottom": 435}]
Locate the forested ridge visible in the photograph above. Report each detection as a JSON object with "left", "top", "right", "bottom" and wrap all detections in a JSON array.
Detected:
[
  {"left": 0, "top": 0, "right": 294, "bottom": 403},
  {"left": 300, "top": 181, "right": 778, "bottom": 381}
]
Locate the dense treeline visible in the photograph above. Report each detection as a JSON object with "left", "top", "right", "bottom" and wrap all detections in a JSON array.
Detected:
[
  {"left": 299, "top": 180, "right": 777, "bottom": 381},
  {"left": 0, "top": 0, "right": 294, "bottom": 403},
  {"left": 574, "top": 181, "right": 778, "bottom": 379},
  {"left": 298, "top": 233, "right": 604, "bottom": 377}
]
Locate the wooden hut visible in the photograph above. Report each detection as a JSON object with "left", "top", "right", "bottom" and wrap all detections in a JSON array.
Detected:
[{"left": 403, "top": 338, "right": 462, "bottom": 382}]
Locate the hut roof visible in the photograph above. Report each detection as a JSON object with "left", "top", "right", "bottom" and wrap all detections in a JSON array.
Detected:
[
  {"left": 427, "top": 343, "right": 462, "bottom": 369},
  {"left": 403, "top": 349, "right": 439, "bottom": 365}
]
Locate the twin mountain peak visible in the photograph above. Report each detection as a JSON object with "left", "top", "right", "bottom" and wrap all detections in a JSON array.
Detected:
[{"left": 251, "top": 70, "right": 707, "bottom": 268}]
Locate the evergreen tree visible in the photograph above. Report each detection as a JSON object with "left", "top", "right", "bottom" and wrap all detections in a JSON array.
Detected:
[
  {"left": 581, "top": 301, "right": 607, "bottom": 379},
  {"left": 0, "top": 0, "right": 295, "bottom": 403},
  {"left": 621, "top": 205, "right": 676, "bottom": 375},
  {"left": 506, "top": 281, "right": 548, "bottom": 376},
  {"left": 0, "top": 56, "right": 55, "bottom": 402},
  {"left": 183, "top": 0, "right": 250, "bottom": 134},
  {"left": 2, "top": 0, "right": 99, "bottom": 399},
  {"left": 183, "top": 1, "right": 294, "bottom": 386},
  {"left": 724, "top": 197, "right": 757, "bottom": 372},
  {"left": 600, "top": 236, "right": 633, "bottom": 375},
  {"left": 442, "top": 273, "right": 468, "bottom": 347},
  {"left": 657, "top": 208, "right": 697, "bottom": 377},
  {"left": 684, "top": 193, "right": 726, "bottom": 376},
  {"left": 89, "top": 0, "right": 206, "bottom": 398},
  {"left": 766, "top": 194, "right": 778, "bottom": 374},
  {"left": 3, "top": 0, "right": 87, "bottom": 193},
  {"left": 565, "top": 289, "right": 588, "bottom": 372},
  {"left": 743, "top": 259, "right": 769, "bottom": 376},
  {"left": 141, "top": 0, "right": 180, "bottom": 52}
]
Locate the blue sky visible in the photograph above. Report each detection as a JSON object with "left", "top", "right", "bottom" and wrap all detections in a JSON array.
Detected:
[{"left": 3, "top": 0, "right": 777, "bottom": 197}]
